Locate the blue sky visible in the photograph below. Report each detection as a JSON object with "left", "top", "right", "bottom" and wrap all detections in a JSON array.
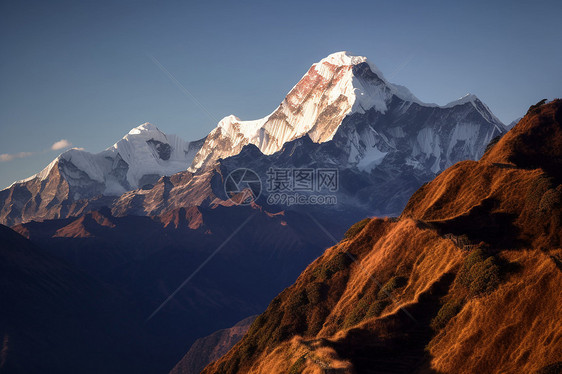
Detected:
[{"left": 1, "top": 0, "right": 561, "bottom": 188}]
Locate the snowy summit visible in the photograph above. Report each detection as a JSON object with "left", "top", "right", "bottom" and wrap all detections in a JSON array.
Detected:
[{"left": 189, "top": 51, "right": 504, "bottom": 172}]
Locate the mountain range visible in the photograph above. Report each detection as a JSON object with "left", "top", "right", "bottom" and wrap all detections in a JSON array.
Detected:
[
  {"left": 1, "top": 52, "right": 530, "bottom": 374},
  {"left": 0, "top": 51, "right": 505, "bottom": 226}
]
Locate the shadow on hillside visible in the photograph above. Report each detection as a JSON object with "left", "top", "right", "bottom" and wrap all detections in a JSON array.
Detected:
[
  {"left": 431, "top": 197, "right": 523, "bottom": 250},
  {"left": 327, "top": 272, "right": 456, "bottom": 373}
]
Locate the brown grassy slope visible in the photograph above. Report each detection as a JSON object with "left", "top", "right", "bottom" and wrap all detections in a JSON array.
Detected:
[
  {"left": 402, "top": 99, "right": 562, "bottom": 249},
  {"left": 203, "top": 100, "right": 562, "bottom": 374}
]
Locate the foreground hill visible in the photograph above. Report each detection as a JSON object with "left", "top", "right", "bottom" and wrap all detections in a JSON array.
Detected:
[{"left": 203, "top": 100, "right": 562, "bottom": 373}]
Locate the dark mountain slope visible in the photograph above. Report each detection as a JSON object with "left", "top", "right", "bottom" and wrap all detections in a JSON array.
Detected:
[
  {"left": 0, "top": 224, "right": 151, "bottom": 374},
  {"left": 170, "top": 315, "right": 257, "bottom": 374},
  {"left": 12, "top": 205, "right": 333, "bottom": 372}
]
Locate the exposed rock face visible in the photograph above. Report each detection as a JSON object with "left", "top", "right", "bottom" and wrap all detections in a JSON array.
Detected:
[
  {"left": 108, "top": 53, "right": 505, "bottom": 220},
  {"left": 202, "top": 100, "right": 562, "bottom": 374},
  {"left": 202, "top": 92, "right": 506, "bottom": 218},
  {"left": 0, "top": 123, "right": 205, "bottom": 226},
  {"left": 169, "top": 315, "right": 257, "bottom": 374},
  {"left": 0, "top": 52, "right": 504, "bottom": 226},
  {"left": 189, "top": 51, "right": 504, "bottom": 175}
]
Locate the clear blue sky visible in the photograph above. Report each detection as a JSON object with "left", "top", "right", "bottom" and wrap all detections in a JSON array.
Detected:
[{"left": 1, "top": 0, "right": 561, "bottom": 188}]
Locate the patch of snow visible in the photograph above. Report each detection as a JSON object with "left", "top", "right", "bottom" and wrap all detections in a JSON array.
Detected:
[
  {"left": 218, "top": 114, "right": 271, "bottom": 143},
  {"left": 107, "top": 123, "right": 200, "bottom": 188},
  {"left": 444, "top": 94, "right": 504, "bottom": 128},
  {"left": 62, "top": 149, "right": 106, "bottom": 183},
  {"left": 9, "top": 122, "right": 201, "bottom": 193},
  {"left": 412, "top": 127, "right": 443, "bottom": 173},
  {"left": 11, "top": 158, "right": 59, "bottom": 186},
  {"left": 443, "top": 93, "right": 479, "bottom": 108},
  {"left": 351, "top": 73, "right": 390, "bottom": 114},
  {"left": 317, "top": 51, "right": 428, "bottom": 112},
  {"left": 189, "top": 51, "right": 505, "bottom": 174},
  {"left": 356, "top": 146, "right": 388, "bottom": 172}
]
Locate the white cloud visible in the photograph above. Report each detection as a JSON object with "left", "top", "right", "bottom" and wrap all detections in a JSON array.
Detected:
[
  {"left": 1, "top": 139, "right": 77, "bottom": 163},
  {"left": 0, "top": 152, "right": 34, "bottom": 162},
  {"left": 51, "top": 139, "right": 72, "bottom": 150}
]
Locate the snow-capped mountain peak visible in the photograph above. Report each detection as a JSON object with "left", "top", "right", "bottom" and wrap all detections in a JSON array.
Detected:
[
  {"left": 444, "top": 93, "right": 479, "bottom": 107},
  {"left": 443, "top": 94, "right": 505, "bottom": 132},
  {"left": 10, "top": 123, "right": 205, "bottom": 199},
  {"left": 189, "top": 52, "right": 503, "bottom": 172},
  {"left": 317, "top": 51, "right": 383, "bottom": 77},
  {"left": 128, "top": 122, "right": 164, "bottom": 135},
  {"left": 315, "top": 51, "right": 424, "bottom": 107},
  {"left": 0, "top": 52, "right": 506, "bottom": 226},
  {"left": 317, "top": 51, "right": 363, "bottom": 65},
  {"left": 189, "top": 52, "right": 401, "bottom": 171}
]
